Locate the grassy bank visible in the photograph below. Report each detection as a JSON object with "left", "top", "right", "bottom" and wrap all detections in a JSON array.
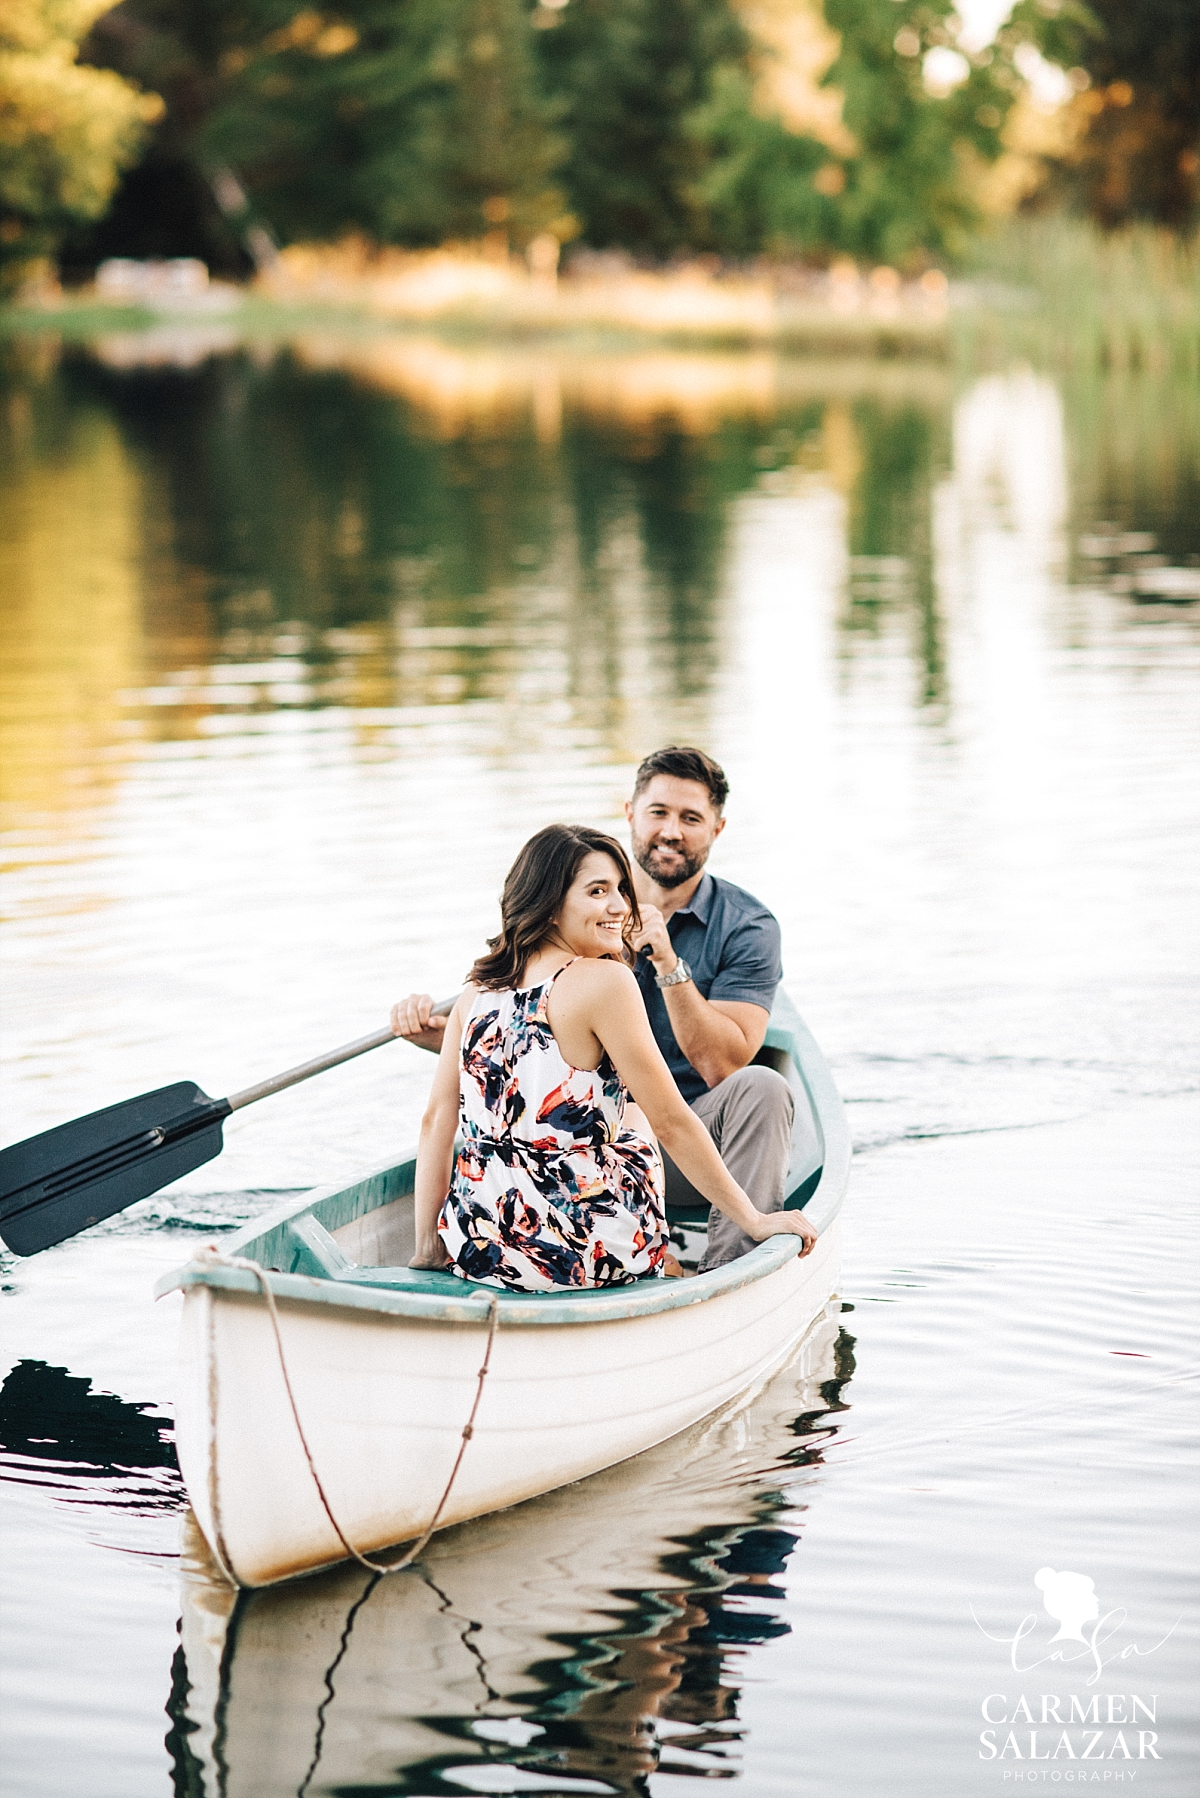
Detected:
[
  {"left": 1, "top": 221, "right": 1196, "bottom": 371},
  {"left": 0, "top": 260, "right": 950, "bottom": 360}
]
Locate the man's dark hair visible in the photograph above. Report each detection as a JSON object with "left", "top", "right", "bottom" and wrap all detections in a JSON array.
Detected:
[{"left": 632, "top": 746, "right": 729, "bottom": 813}]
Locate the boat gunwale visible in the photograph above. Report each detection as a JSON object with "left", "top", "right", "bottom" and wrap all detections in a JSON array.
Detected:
[
  {"left": 161, "top": 1226, "right": 838, "bottom": 1324},
  {"left": 155, "top": 989, "right": 850, "bottom": 1326}
]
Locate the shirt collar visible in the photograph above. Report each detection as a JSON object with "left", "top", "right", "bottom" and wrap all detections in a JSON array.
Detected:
[{"left": 669, "top": 870, "right": 714, "bottom": 926}]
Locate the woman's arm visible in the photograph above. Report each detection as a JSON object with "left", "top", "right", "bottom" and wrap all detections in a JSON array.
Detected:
[
  {"left": 553, "top": 963, "right": 817, "bottom": 1255},
  {"left": 410, "top": 992, "right": 468, "bottom": 1268}
]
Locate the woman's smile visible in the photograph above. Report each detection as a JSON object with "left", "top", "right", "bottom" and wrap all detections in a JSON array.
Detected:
[{"left": 551, "top": 851, "right": 634, "bottom": 957}]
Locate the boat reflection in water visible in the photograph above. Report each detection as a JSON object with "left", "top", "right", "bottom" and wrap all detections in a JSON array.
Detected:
[{"left": 171, "top": 1300, "right": 853, "bottom": 1797}]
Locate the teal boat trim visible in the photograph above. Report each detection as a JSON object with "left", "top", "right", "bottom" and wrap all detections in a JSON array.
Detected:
[{"left": 156, "top": 989, "right": 850, "bottom": 1326}]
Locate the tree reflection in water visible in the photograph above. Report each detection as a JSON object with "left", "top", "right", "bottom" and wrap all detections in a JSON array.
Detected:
[
  {"left": 840, "top": 402, "right": 947, "bottom": 710},
  {"left": 164, "top": 1313, "right": 854, "bottom": 1798},
  {"left": 0, "top": 1358, "right": 183, "bottom": 1514},
  {"left": 0, "top": 336, "right": 958, "bottom": 826}
]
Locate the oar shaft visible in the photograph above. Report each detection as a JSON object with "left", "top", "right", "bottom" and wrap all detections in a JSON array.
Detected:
[
  {"left": 225, "top": 996, "right": 459, "bottom": 1113},
  {"left": 227, "top": 1028, "right": 394, "bottom": 1111}
]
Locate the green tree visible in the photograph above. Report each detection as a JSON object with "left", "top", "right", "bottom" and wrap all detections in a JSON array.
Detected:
[
  {"left": 432, "top": 0, "right": 570, "bottom": 244},
  {"left": 0, "top": 0, "right": 160, "bottom": 288},
  {"left": 819, "top": 0, "right": 1082, "bottom": 264},
  {"left": 535, "top": 0, "right": 752, "bottom": 254},
  {"left": 685, "top": 67, "right": 836, "bottom": 258},
  {"left": 538, "top": 0, "right": 1094, "bottom": 263},
  {"left": 203, "top": 0, "right": 566, "bottom": 245},
  {"left": 81, "top": 0, "right": 565, "bottom": 253},
  {"left": 1058, "top": 0, "right": 1199, "bottom": 227}
]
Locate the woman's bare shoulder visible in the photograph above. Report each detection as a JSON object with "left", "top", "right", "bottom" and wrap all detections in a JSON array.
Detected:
[
  {"left": 565, "top": 955, "right": 638, "bottom": 984},
  {"left": 556, "top": 957, "right": 640, "bottom": 1001}
]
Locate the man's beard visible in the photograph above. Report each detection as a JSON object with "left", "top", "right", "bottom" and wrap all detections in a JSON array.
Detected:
[{"left": 632, "top": 834, "right": 707, "bottom": 890}]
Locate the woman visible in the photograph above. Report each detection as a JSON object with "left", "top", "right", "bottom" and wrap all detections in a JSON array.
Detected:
[{"left": 411, "top": 824, "right": 817, "bottom": 1290}]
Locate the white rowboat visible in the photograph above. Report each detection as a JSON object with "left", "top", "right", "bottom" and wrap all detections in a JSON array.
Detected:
[
  {"left": 174, "top": 1299, "right": 846, "bottom": 1795},
  {"left": 158, "top": 989, "right": 851, "bottom": 1587}
]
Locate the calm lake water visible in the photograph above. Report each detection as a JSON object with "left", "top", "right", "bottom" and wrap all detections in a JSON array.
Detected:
[{"left": 1, "top": 329, "right": 1198, "bottom": 1796}]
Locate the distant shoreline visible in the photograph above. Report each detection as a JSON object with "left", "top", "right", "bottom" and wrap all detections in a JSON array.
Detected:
[
  {"left": 0, "top": 289, "right": 951, "bottom": 361},
  {"left": 3, "top": 220, "right": 1196, "bottom": 376},
  {"left": 1, "top": 247, "right": 955, "bottom": 359}
]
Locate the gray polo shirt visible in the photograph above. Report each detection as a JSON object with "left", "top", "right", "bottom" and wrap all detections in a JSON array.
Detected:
[{"left": 633, "top": 871, "right": 782, "bottom": 1104}]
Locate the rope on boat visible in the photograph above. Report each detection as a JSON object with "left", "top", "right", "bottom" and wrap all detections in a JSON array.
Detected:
[{"left": 197, "top": 1248, "right": 500, "bottom": 1582}]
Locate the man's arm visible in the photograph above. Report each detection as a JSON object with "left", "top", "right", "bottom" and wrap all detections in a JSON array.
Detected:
[
  {"left": 390, "top": 992, "right": 456, "bottom": 1055},
  {"left": 553, "top": 961, "right": 815, "bottom": 1254},
  {"left": 660, "top": 986, "right": 769, "bottom": 1088},
  {"left": 631, "top": 907, "right": 770, "bottom": 1088}
]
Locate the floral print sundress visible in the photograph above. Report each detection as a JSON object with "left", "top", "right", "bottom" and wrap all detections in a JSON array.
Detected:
[{"left": 438, "top": 963, "right": 668, "bottom": 1290}]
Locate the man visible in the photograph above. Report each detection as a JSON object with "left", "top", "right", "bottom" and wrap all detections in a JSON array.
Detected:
[{"left": 390, "top": 745, "right": 802, "bottom": 1270}]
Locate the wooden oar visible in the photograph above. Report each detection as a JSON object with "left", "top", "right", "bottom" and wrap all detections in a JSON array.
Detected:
[{"left": 0, "top": 999, "right": 457, "bottom": 1258}]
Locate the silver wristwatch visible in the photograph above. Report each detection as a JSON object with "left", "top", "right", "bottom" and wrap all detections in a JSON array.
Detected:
[{"left": 656, "top": 957, "right": 692, "bottom": 989}]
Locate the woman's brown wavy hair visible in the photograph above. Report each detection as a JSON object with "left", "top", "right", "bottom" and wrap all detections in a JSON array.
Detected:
[{"left": 468, "top": 825, "right": 642, "bottom": 992}]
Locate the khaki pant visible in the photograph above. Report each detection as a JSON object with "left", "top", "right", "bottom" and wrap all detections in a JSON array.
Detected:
[{"left": 661, "top": 1064, "right": 801, "bottom": 1272}]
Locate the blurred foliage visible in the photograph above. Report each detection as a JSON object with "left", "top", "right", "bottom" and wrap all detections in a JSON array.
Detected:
[
  {"left": 8, "top": 0, "right": 1198, "bottom": 277},
  {"left": 0, "top": 0, "right": 160, "bottom": 287},
  {"left": 817, "top": 0, "right": 1092, "bottom": 264},
  {"left": 1045, "top": 0, "right": 1200, "bottom": 228},
  {"left": 534, "top": 0, "right": 1074, "bottom": 260},
  {"left": 687, "top": 67, "right": 837, "bottom": 257},
  {"left": 77, "top": 0, "right": 566, "bottom": 255},
  {"left": 533, "top": 0, "right": 750, "bottom": 255},
  {"left": 204, "top": 0, "right": 568, "bottom": 246}
]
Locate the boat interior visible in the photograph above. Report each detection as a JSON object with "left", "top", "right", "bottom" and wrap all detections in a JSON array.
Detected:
[{"left": 240, "top": 1033, "right": 823, "bottom": 1299}]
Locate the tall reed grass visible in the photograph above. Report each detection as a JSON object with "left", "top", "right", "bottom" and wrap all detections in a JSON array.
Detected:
[{"left": 959, "top": 218, "right": 1200, "bottom": 374}]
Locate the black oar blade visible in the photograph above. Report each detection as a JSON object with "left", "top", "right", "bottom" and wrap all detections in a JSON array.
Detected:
[{"left": 0, "top": 1083, "right": 231, "bottom": 1257}]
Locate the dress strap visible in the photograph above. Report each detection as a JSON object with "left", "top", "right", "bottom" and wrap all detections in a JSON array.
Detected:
[{"left": 534, "top": 957, "right": 577, "bottom": 1020}]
